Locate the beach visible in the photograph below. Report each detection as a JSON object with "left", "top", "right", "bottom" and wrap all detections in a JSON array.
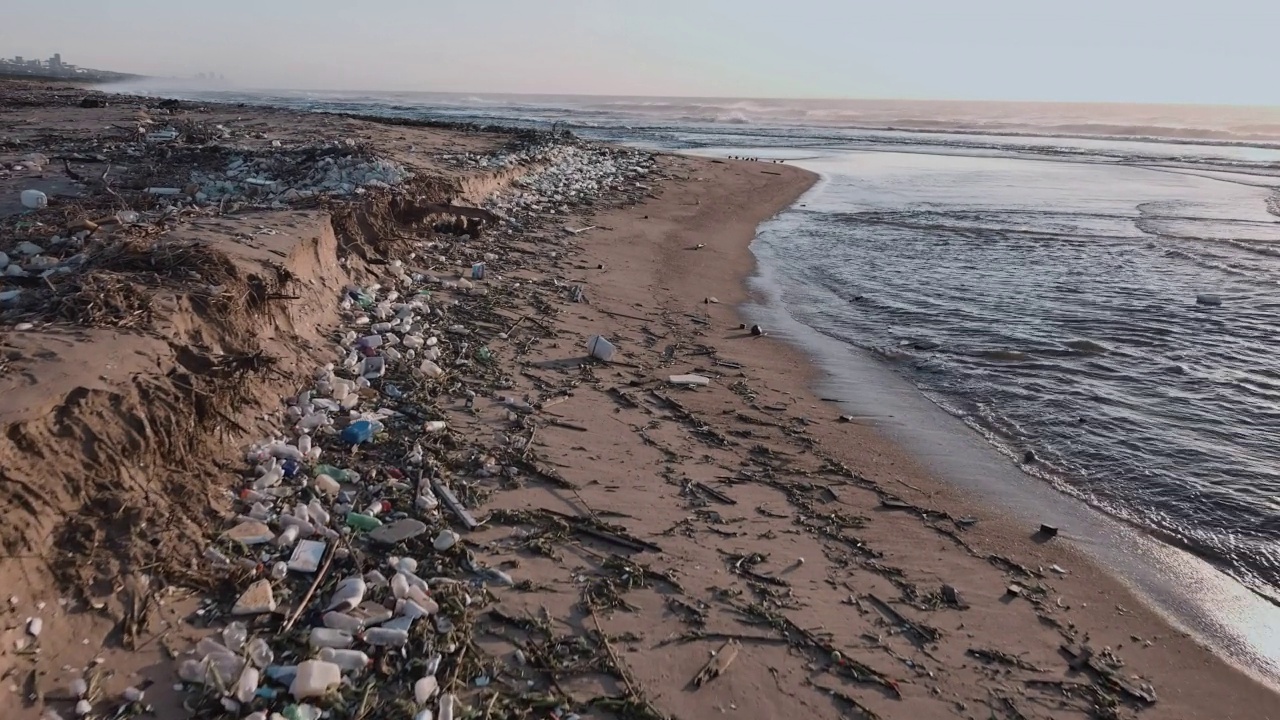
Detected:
[{"left": 1, "top": 80, "right": 1277, "bottom": 719}]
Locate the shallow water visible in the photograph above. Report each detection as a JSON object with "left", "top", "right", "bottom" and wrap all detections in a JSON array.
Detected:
[
  {"left": 748, "top": 150, "right": 1280, "bottom": 604},
  {"left": 168, "top": 89, "right": 1280, "bottom": 606}
]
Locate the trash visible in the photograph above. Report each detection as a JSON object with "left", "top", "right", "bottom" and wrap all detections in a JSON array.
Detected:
[
  {"left": 369, "top": 518, "right": 428, "bottom": 545},
  {"left": 433, "top": 529, "right": 460, "bottom": 551},
  {"left": 432, "top": 478, "right": 478, "bottom": 530},
  {"left": 340, "top": 420, "right": 377, "bottom": 445},
  {"left": 288, "top": 540, "right": 327, "bottom": 572},
  {"left": 363, "top": 626, "right": 409, "bottom": 647},
  {"left": 20, "top": 190, "right": 48, "bottom": 210},
  {"left": 668, "top": 374, "right": 711, "bottom": 387},
  {"left": 289, "top": 660, "right": 341, "bottom": 699},
  {"left": 223, "top": 520, "right": 275, "bottom": 545},
  {"left": 231, "top": 579, "right": 277, "bottom": 615},
  {"left": 27, "top": 617, "right": 43, "bottom": 637},
  {"left": 749, "top": 324, "right": 764, "bottom": 336},
  {"left": 415, "top": 675, "right": 439, "bottom": 703},
  {"left": 308, "top": 627, "right": 355, "bottom": 649},
  {"left": 1196, "top": 294, "right": 1222, "bottom": 306},
  {"left": 586, "top": 334, "right": 617, "bottom": 362},
  {"left": 692, "top": 639, "right": 740, "bottom": 688},
  {"left": 471, "top": 262, "right": 486, "bottom": 279},
  {"left": 1037, "top": 523, "right": 1059, "bottom": 539},
  {"left": 326, "top": 576, "right": 366, "bottom": 612},
  {"left": 318, "top": 647, "right": 370, "bottom": 672},
  {"left": 235, "top": 666, "right": 260, "bottom": 703}
]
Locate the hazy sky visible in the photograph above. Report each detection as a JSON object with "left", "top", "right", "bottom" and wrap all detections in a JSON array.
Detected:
[{"left": 3, "top": 0, "right": 1276, "bottom": 104}]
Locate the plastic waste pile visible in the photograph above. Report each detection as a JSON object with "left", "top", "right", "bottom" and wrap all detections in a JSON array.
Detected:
[
  {"left": 166, "top": 139, "right": 656, "bottom": 719},
  {"left": 190, "top": 145, "right": 412, "bottom": 205},
  {"left": 171, "top": 263, "right": 512, "bottom": 718},
  {"left": 485, "top": 142, "right": 655, "bottom": 220}
]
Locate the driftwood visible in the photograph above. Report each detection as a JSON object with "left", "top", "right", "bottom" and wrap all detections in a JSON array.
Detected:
[{"left": 691, "top": 639, "right": 740, "bottom": 688}]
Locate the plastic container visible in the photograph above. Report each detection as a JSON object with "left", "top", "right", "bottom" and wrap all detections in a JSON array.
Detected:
[
  {"left": 235, "top": 666, "right": 260, "bottom": 703},
  {"left": 318, "top": 647, "right": 370, "bottom": 673},
  {"left": 308, "top": 627, "right": 355, "bottom": 649},
  {"left": 20, "top": 190, "right": 47, "bottom": 210},
  {"left": 326, "top": 576, "right": 366, "bottom": 612},
  {"left": 346, "top": 512, "right": 382, "bottom": 531},
  {"left": 586, "top": 335, "right": 616, "bottom": 362},
  {"left": 362, "top": 627, "right": 408, "bottom": 647},
  {"left": 322, "top": 611, "right": 364, "bottom": 632},
  {"left": 415, "top": 675, "right": 439, "bottom": 703},
  {"left": 471, "top": 262, "right": 485, "bottom": 279},
  {"left": 340, "top": 420, "right": 376, "bottom": 445},
  {"left": 312, "top": 474, "right": 341, "bottom": 496},
  {"left": 289, "top": 660, "right": 341, "bottom": 700},
  {"left": 248, "top": 638, "right": 274, "bottom": 668}
]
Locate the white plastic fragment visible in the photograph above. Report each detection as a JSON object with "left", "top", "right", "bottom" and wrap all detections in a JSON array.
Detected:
[
  {"left": 231, "top": 579, "right": 277, "bottom": 615},
  {"left": 668, "top": 374, "right": 711, "bottom": 387},
  {"left": 414, "top": 675, "right": 439, "bottom": 703}
]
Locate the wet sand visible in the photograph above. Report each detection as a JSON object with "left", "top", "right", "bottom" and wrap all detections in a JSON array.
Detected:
[{"left": 0, "top": 81, "right": 1276, "bottom": 719}]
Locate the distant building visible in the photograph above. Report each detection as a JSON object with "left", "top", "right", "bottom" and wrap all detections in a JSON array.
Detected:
[{"left": 0, "top": 53, "right": 137, "bottom": 82}]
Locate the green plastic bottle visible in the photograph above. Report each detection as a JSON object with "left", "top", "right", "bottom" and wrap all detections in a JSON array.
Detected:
[{"left": 345, "top": 512, "right": 382, "bottom": 531}]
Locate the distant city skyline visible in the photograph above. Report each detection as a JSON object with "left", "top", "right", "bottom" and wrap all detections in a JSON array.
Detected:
[{"left": 2, "top": 1, "right": 1278, "bottom": 105}]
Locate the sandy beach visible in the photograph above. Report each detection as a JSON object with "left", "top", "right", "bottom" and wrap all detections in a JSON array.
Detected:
[{"left": 0, "top": 80, "right": 1276, "bottom": 719}]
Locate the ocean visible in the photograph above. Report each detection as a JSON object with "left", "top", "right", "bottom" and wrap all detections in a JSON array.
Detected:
[{"left": 156, "top": 89, "right": 1280, "bottom": 612}]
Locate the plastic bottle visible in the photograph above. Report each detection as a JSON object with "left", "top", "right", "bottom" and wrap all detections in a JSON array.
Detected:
[
  {"left": 222, "top": 622, "right": 248, "bottom": 652},
  {"left": 314, "top": 474, "right": 341, "bottom": 496},
  {"left": 313, "top": 465, "right": 349, "bottom": 482},
  {"left": 253, "top": 466, "right": 284, "bottom": 490},
  {"left": 318, "top": 647, "right": 370, "bottom": 673},
  {"left": 248, "top": 638, "right": 274, "bottom": 668},
  {"left": 274, "top": 525, "right": 300, "bottom": 547},
  {"left": 345, "top": 512, "right": 381, "bottom": 531},
  {"left": 362, "top": 627, "right": 408, "bottom": 647},
  {"left": 337, "top": 417, "right": 373, "bottom": 445},
  {"left": 322, "top": 611, "right": 363, "bottom": 632},
  {"left": 415, "top": 675, "right": 439, "bottom": 703},
  {"left": 308, "top": 499, "right": 331, "bottom": 526},
  {"left": 418, "top": 360, "right": 443, "bottom": 379},
  {"left": 308, "top": 627, "right": 354, "bottom": 649},
  {"left": 235, "top": 666, "right": 260, "bottom": 703},
  {"left": 325, "top": 576, "right": 366, "bottom": 612},
  {"left": 391, "top": 572, "right": 410, "bottom": 600}
]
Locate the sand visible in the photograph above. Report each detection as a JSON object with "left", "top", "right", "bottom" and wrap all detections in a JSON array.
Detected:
[{"left": 0, "top": 80, "right": 1275, "bottom": 719}]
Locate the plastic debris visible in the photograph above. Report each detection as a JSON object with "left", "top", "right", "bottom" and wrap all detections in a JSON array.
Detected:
[
  {"left": 20, "top": 189, "right": 48, "bottom": 210},
  {"left": 231, "top": 579, "right": 277, "bottom": 615},
  {"left": 668, "top": 374, "right": 711, "bottom": 387}
]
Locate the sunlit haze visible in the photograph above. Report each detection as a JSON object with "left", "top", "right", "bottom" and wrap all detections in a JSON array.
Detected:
[{"left": 2, "top": 0, "right": 1278, "bottom": 104}]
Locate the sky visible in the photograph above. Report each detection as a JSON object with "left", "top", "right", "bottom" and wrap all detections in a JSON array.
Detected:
[{"left": 2, "top": 0, "right": 1277, "bottom": 105}]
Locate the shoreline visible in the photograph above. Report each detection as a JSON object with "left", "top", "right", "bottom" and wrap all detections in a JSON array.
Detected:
[
  {"left": 1, "top": 81, "right": 1275, "bottom": 719},
  {"left": 741, "top": 164, "right": 1280, "bottom": 681},
  {"left": 504, "top": 155, "right": 1279, "bottom": 717}
]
